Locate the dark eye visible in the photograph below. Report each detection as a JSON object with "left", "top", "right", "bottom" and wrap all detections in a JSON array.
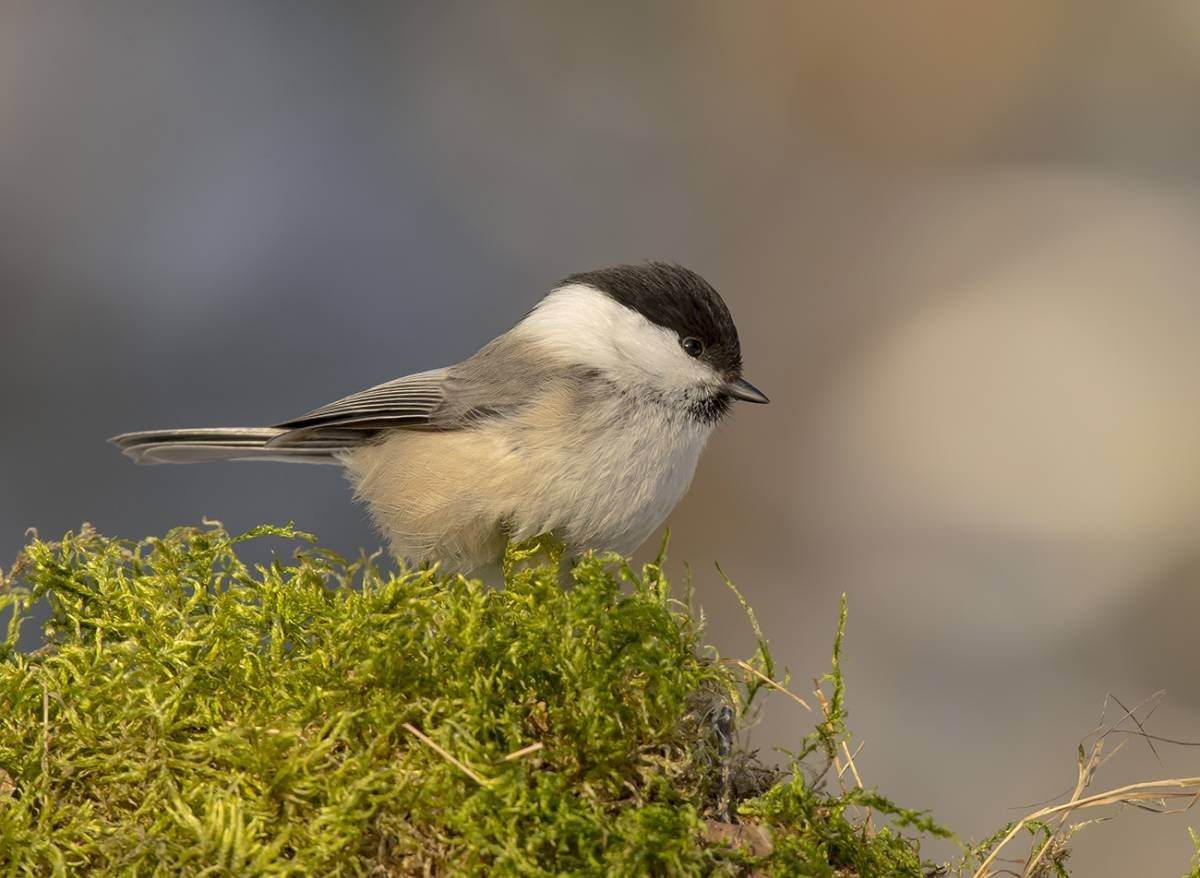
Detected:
[{"left": 681, "top": 336, "right": 704, "bottom": 358}]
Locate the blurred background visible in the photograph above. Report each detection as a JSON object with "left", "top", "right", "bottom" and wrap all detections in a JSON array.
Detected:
[{"left": 4, "top": 1, "right": 1200, "bottom": 872}]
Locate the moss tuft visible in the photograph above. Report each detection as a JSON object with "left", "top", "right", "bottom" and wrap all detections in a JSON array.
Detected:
[{"left": 0, "top": 523, "right": 949, "bottom": 875}]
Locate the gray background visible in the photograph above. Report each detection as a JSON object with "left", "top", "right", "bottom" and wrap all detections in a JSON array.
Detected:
[{"left": 5, "top": 2, "right": 1200, "bottom": 873}]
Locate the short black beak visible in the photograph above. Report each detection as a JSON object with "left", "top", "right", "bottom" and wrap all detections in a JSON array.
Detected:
[{"left": 725, "top": 377, "right": 769, "bottom": 404}]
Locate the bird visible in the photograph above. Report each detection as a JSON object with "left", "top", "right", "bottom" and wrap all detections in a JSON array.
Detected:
[{"left": 112, "top": 263, "right": 768, "bottom": 573}]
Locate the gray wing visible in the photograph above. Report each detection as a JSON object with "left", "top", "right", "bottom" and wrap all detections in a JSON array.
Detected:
[
  {"left": 271, "top": 368, "right": 450, "bottom": 438},
  {"left": 270, "top": 336, "right": 551, "bottom": 445}
]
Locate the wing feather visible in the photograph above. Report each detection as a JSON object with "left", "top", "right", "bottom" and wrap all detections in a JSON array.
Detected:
[
  {"left": 271, "top": 369, "right": 449, "bottom": 440},
  {"left": 268, "top": 335, "right": 560, "bottom": 446}
]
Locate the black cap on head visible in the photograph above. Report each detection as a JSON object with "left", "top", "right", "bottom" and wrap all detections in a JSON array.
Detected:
[{"left": 561, "top": 262, "right": 743, "bottom": 377}]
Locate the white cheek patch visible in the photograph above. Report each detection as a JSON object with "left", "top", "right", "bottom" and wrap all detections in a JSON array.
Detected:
[{"left": 518, "top": 284, "right": 716, "bottom": 393}]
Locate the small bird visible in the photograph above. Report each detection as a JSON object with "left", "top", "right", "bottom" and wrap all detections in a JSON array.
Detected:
[{"left": 112, "top": 263, "right": 767, "bottom": 573}]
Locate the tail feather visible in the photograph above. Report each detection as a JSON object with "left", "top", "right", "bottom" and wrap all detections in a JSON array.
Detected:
[{"left": 110, "top": 427, "right": 352, "bottom": 465}]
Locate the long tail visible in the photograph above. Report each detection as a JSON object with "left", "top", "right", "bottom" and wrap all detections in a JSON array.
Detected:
[{"left": 110, "top": 427, "right": 354, "bottom": 465}]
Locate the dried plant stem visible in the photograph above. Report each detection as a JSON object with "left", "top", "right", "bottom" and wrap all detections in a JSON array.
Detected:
[
  {"left": 974, "top": 777, "right": 1200, "bottom": 877},
  {"left": 735, "top": 660, "right": 812, "bottom": 711},
  {"left": 402, "top": 722, "right": 489, "bottom": 786},
  {"left": 503, "top": 741, "right": 544, "bottom": 761}
]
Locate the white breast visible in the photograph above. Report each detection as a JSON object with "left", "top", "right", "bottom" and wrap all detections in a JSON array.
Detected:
[
  {"left": 343, "top": 390, "right": 713, "bottom": 572},
  {"left": 498, "top": 390, "right": 714, "bottom": 555}
]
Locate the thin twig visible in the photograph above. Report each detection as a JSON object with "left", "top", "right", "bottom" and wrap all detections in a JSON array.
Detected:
[
  {"left": 840, "top": 739, "right": 865, "bottom": 789},
  {"left": 503, "top": 741, "right": 544, "bottom": 761},
  {"left": 41, "top": 681, "right": 50, "bottom": 782},
  {"left": 974, "top": 777, "right": 1200, "bottom": 877},
  {"left": 735, "top": 660, "right": 812, "bottom": 711},
  {"left": 841, "top": 738, "right": 873, "bottom": 833},
  {"left": 1021, "top": 833, "right": 1057, "bottom": 878},
  {"left": 403, "top": 722, "right": 488, "bottom": 786},
  {"left": 1109, "top": 693, "right": 1164, "bottom": 765}
]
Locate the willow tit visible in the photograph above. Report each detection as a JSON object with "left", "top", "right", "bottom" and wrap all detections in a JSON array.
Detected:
[{"left": 112, "top": 263, "right": 768, "bottom": 573}]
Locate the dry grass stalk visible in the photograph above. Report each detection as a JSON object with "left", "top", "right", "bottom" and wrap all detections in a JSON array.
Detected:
[
  {"left": 503, "top": 741, "right": 544, "bottom": 761},
  {"left": 734, "top": 659, "right": 813, "bottom": 712},
  {"left": 402, "top": 722, "right": 489, "bottom": 786},
  {"left": 973, "top": 691, "right": 1200, "bottom": 878}
]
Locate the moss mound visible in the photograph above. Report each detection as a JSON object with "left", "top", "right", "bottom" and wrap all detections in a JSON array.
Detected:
[{"left": 0, "top": 524, "right": 952, "bottom": 875}]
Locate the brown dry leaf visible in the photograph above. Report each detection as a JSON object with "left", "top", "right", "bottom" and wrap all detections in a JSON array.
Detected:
[{"left": 702, "top": 818, "right": 773, "bottom": 859}]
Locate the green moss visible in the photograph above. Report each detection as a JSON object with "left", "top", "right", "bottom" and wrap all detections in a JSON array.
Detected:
[{"left": 0, "top": 523, "right": 951, "bottom": 876}]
